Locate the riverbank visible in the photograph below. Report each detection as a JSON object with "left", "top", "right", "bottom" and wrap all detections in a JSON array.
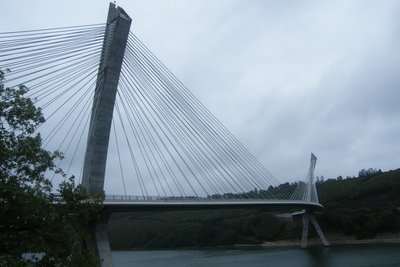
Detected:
[
  {"left": 112, "top": 233, "right": 400, "bottom": 251},
  {"left": 254, "top": 232, "right": 400, "bottom": 248}
]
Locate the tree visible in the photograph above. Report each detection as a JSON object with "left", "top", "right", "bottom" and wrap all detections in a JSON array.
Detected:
[
  {"left": 0, "top": 70, "right": 103, "bottom": 266},
  {"left": 358, "top": 168, "right": 379, "bottom": 177}
]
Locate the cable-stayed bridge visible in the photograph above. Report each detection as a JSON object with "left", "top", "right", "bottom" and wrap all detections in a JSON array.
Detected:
[{"left": 0, "top": 3, "right": 328, "bottom": 266}]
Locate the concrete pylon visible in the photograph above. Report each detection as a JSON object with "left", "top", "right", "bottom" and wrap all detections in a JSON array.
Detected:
[
  {"left": 82, "top": 3, "right": 131, "bottom": 193},
  {"left": 81, "top": 3, "right": 131, "bottom": 267},
  {"left": 303, "top": 153, "right": 319, "bottom": 203}
]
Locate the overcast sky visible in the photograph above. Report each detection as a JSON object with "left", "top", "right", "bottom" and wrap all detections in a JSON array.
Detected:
[{"left": 1, "top": 0, "right": 399, "bottom": 188}]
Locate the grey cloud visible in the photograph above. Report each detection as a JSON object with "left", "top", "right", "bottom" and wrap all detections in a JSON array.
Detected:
[{"left": 1, "top": 0, "right": 399, "bottom": 194}]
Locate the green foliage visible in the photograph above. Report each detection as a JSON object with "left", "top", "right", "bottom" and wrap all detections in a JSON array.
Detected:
[
  {"left": 108, "top": 210, "right": 292, "bottom": 249},
  {"left": 317, "top": 169, "right": 400, "bottom": 209},
  {"left": 0, "top": 70, "right": 103, "bottom": 266},
  {"left": 209, "top": 183, "right": 297, "bottom": 200},
  {"left": 317, "top": 169, "right": 400, "bottom": 239}
]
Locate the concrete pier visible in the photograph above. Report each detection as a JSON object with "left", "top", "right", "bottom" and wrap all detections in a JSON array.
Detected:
[{"left": 293, "top": 211, "right": 330, "bottom": 248}]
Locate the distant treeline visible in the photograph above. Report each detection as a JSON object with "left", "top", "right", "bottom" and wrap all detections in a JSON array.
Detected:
[
  {"left": 207, "top": 182, "right": 296, "bottom": 200},
  {"left": 108, "top": 168, "right": 400, "bottom": 249}
]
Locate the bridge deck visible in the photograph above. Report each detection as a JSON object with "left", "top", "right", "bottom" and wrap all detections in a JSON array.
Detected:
[{"left": 103, "top": 196, "right": 322, "bottom": 212}]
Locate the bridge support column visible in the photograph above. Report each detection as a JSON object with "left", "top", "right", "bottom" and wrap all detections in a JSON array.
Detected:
[
  {"left": 81, "top": 3, "right": 131, "bottom": 267},
  {"left": 300, "top": 212, "right": 330, "bottom": 248},
  {"left": 95, "top": 211, "right": 113, "bottom": 266},
  {"left": 84, "top": 211, "right": 113, "bottom": 266}
]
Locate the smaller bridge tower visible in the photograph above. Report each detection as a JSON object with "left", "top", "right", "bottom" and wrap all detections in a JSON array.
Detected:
[
  {"left": 293, "top": 153, "right": 330, "bottom": 248},
  {"left": 303, "top": 153, "right": 319, "bottom": 203}
]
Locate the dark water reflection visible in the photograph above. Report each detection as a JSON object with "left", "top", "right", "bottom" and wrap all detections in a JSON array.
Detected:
[{"left": 113, "top": 244, "right": 400, "bottom": 267}]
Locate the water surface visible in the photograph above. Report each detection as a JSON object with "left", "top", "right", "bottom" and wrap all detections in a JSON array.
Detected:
[{"left": 113, "top": 244, "right": 400, "bottom": 267}]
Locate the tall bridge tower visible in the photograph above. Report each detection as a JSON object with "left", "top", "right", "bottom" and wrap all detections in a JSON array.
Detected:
[
  {"left": 81, "top": 3, "right": 131, "bottom": 266},
  {"left": 82, "top": 3, "right": 131, "bottom": 193}
]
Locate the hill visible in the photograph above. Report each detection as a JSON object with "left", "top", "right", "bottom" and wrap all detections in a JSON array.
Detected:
[
  {"left": 108, "top": 168, "right": 400, "bottom": 249},
  {"left": 317, "top": 168, "right": 400, "bottom": 239}
]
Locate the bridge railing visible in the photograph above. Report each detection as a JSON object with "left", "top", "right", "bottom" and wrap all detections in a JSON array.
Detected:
[
  {"left": 103, "top": 194, "right": 317, "bottom": 204},
  {"left": 105, "top": 194, "right": 207, "bottom": 202},
  {"left": 49, "top": 193, "right": 318, "bottom": 204}
]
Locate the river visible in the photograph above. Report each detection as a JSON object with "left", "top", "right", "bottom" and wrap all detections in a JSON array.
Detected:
[{"left": 112, "top": 244, "right": 400, "bottom": 267}]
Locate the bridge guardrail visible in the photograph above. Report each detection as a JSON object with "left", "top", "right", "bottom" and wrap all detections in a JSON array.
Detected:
[
  {"left": 105, "top": 194, "right": 211, "bottom": 202},
  {"left": 103, "top": 194, "right": 315, "bottom": 203}
]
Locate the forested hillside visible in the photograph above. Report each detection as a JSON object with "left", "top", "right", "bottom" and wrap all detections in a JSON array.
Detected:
[
  {"left": 317, "top": 168, "right": 400, "bottom": 239},
  {"left": 109, "top": 209, "right": 298, "bottom": 249},
  {"left": 108, "top": 168, "right": 400, "bottom": 249}
]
